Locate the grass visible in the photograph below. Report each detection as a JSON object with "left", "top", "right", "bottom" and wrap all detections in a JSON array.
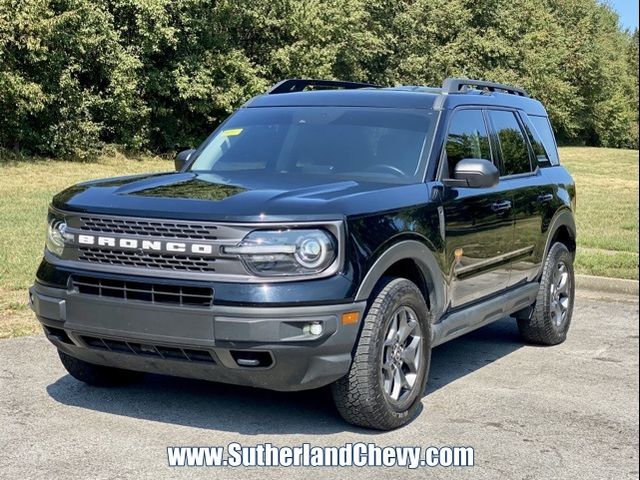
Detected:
[
  {"left": 0, "top": 152, "right": 169, "bottom": 338},
  {"left": 560, "top": 147, "right": 639, "bottom": 280},
  {"left": 0, "top": 147, "right": 637, "bottom": 338}
]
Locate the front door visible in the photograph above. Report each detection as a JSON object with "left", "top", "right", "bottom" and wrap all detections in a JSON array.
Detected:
[{"left": 440, "top": 109, "right": 514, "bottom": 309}]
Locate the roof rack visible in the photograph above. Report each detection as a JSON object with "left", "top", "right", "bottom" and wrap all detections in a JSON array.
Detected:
[
  {"left": 267, "top": 78, "right": 381, "bottom": 95},
  {"left": 442, "top": 78, "right": 529, "bottom": 97}
]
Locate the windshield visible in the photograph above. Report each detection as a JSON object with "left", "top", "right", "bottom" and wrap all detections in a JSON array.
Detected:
[{"left": 189, "top": 107, "right": 437, "bottom": 183}]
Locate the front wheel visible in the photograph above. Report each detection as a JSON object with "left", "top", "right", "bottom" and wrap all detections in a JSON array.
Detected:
[
  {"left": 517, "top": 242, "right": 575, "bottom": 345},
  {"left": 331, "top": 278, "right": 431, "bottom": 430}
]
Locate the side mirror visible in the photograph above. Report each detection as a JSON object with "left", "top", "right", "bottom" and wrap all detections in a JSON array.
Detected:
[
  {"left": 175, "top": 149, "right": 196, "bottom": 171},
  {"left": 451, "top": 158, "right": 499, "bottom": 188}
]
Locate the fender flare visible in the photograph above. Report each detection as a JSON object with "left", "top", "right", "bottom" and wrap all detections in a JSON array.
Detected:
[
  {"left": 354, "top": 240, "right": 446, "bottom": 320},
  {"left": 537, "top": 208, "right": 577, "bottom": 277}
]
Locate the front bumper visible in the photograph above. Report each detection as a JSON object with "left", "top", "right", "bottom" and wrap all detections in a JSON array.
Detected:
[{"left": 30, "top": 282, "right": 366, "bottom": 391}]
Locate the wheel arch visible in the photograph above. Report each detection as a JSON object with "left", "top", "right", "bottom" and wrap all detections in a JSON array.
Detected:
[
  {"left": 354, "top": 240, "right": 445, "bottom": 321},
  {"left": 538, "top": 208, "right": 577, "bottom": 277}
]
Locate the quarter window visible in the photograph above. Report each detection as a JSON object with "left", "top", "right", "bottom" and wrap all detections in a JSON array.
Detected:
[
  {"left": 488, "top": 110, "right": 532, "bottom": 176},
  {"left": 529, "top": 115, "right": 560, "bottom": 165},
  {"left": 444, "top": 109, "right": 491, "bottom": 177},
  {"left": 520, "top": 115, "right": 548, "bottom": 164}
]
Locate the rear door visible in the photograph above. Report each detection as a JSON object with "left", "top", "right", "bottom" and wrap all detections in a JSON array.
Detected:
[
  {"left": 440, "top": 108, "right": 514, "bottom": 309},
  {"left": 486, "top": 109, "right": 547, "bottom": 286}
]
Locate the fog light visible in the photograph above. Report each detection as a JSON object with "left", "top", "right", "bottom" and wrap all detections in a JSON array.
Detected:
[{"left": 303, "top": 321, "right": 323, "bottom": 336}]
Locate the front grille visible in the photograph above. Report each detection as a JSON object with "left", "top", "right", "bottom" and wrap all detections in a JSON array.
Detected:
[
  {"left": 78, "top": 247, "right": 216, "bottom": 273},
  {"left": 56, "top": 211, "right": 341, "bottom": 280},
  {"left": 72, "top": 275, "right": 214, "bottom": 307},
  {"left": 79, "top": 216, "right": 218, "bottom": 240},
  {"left": 79, "top": 335, "right": 216, "bottom": 364},
  {"left": 64, "top": 213, "right": 251, "bottom": 277}
]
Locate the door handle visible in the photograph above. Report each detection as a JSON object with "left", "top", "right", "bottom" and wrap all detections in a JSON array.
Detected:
[
  {"left": 537, "top": 193, "right": 554, "bottom": 203},
  {"left": 491, "top": 200, "right": 512, "bottom": 213}
]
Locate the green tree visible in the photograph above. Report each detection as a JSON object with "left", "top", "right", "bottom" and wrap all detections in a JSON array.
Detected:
[
  {"left": 628, "top": 28, "right": 639, "bottom": 125},
  {"left": 0, "top": 0, "right": 638, "bottom": 157},
  {"left": 548, "top": 0, "right": 637, "bottom": 147},
  {"left": 0, "top": 0, "right": 146, "bottom": 158}
]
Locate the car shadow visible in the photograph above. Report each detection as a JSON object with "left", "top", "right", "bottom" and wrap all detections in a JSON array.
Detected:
[
  {"left": 426, "top": 316, "right": 524, "bottom": 394},
  {"left": 46, "top": 317, "right": 523, "bottom": 434}
]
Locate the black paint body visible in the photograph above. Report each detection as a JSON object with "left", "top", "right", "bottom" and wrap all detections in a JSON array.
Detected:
[{"left": 37, "top": 87, "right": 576, "bottom": 319}]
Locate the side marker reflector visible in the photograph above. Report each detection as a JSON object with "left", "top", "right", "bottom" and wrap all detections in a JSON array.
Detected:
[{"left": 341, "top": 311, "right": 360, "bottom": 325}]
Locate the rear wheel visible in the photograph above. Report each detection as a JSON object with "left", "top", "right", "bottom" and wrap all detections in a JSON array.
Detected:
[
  {"left": 331, "top": 278, "right": 431, "bottom": 430},
  {"left": 58, "top": 350, "right": 143, "bottom": 387},
  {"left": 517, "top": 242, "right": 575, "bottom": 345}
]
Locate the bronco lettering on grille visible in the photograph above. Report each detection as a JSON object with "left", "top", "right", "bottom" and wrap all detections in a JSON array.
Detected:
[{"left": 77, "top": 234, "right": 214, "bottom": 255}]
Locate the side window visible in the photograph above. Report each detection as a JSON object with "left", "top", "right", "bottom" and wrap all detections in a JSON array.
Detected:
[
  {"left": 444, "top": 109, "right": 491, "bottom": 177},
  {"left": 488, "top": 110, "right": 533, "bottom": 176},
  {"left": 520, "top": 114, "right": 549, "bottom": 165},
  {"left": 529, "top": 115, "right": 560, "bottom": 165}
]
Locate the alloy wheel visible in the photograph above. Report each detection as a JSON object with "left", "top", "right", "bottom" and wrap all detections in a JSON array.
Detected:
[
  {"left": 550, "top": 261, "right": 571, "bottom": 327},
  {"left": 380, "top": 306, "right": 423, "bottom": 404}
]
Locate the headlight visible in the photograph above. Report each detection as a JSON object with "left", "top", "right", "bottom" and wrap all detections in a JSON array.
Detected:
[
  {"left": 223, "top": 229, "right": 337, "bottom": 276},
  {"left": 46, "top": 213, "right": 73, "bottom": 257}
]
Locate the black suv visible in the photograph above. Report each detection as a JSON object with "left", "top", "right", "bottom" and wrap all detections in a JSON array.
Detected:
[{"left": 31, "top": 78, "right": 577, "bottom": 430}]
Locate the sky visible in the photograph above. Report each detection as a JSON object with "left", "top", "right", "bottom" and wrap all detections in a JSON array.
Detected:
[{"left": 609, "top": 0, "right": 639, "bottom": 31}]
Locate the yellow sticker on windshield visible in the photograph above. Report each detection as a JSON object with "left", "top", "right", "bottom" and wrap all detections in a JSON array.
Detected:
[{"left": 222, "top": 128, "right": 243, "bottom": 137}]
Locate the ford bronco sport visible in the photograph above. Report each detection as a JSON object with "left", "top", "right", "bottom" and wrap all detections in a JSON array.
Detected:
[{"left": 31, "top": 78, "right": 576, "bottom": 430}]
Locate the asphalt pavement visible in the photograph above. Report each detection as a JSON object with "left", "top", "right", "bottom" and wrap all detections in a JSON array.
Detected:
[{"left": 0, "top": 289, "right": 638, "bottom": 480}]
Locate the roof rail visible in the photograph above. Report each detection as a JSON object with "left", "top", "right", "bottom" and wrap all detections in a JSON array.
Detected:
[
  {"left": 442, "top": 78, "right": 529, "bottom": 97},
  {"left": 267, "top": 78, "right": 381, "bottom": 95}
]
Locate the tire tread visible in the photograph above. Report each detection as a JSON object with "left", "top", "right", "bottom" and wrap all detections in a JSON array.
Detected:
[
  {"left": 517, "top": 242, "right": 574, "bottom": 345},
  {"left": 332, "top": 277, "right": 430, "bottom": 430}
]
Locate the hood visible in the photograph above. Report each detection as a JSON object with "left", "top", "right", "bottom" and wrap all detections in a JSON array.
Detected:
[{"left": 52, "top": 171, "right": 431, "bottom": 222}]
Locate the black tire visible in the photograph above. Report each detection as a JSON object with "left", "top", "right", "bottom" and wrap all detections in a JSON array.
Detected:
[
  {"left": 517, "top": 242, "right": 575, "bottom": 345},
  {"left": 58, "top": 350, "right": 143, "bottom": 387},
  {"left": 331, "top": 277, "right": 431, "bottom": 430}
]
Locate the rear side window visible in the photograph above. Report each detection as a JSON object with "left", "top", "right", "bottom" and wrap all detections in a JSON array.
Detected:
[
  {"left": 488, "top": 110, "right": 532, "bottom": 176},
  {"left": 529, "top": 115, "right": 560, "bottom": 165},
  {"left": 520, "top": 114, "right": 548, "bottom": 165},
  {"left": 444, "top": 109, "right": 491, "bottom": 177}
]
